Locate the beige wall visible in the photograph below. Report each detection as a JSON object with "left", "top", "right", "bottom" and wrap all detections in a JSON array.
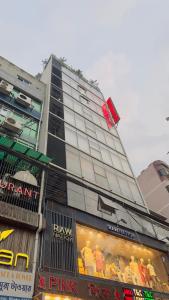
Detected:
[{"left": 138, "top": 164, "right": 169, "bottom": 220}]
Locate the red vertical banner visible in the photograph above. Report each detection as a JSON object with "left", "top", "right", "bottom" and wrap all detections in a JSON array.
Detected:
[
  {"left": 106, "top": 97, "right": 120, "bottom": 125},
  {"left": 101, "top": 103, "right": 114, "bottom": 129}
]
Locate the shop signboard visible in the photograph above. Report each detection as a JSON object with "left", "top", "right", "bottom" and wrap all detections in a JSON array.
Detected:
[
  {"left": 0, "top": 225, "right": 35, "bottom": 273},
  {"left": 34, "top": 272, "right": 161, "bottom": 300},
  {"left": 35, "top": 271, "right": 123, "bottom": 300},
  {"left": 0, "top": 269, "right": 34, "bottom": 298}
]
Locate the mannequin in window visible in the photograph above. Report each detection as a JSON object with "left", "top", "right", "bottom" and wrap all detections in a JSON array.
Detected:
[
  {"left": 93, "top": 245, "right": 105, "bottom": 277},
  {"left": 129, "top": 256, "right": 141, "bottom": 285},
  {"left": 138, "top": 258, "right": 149, "bottom": 286},
  {"left": 81, "top": 240, "right": 95, "bottom": 276},
  {"left": 147, "top": 258, "right": 158, "bottom": 288}
]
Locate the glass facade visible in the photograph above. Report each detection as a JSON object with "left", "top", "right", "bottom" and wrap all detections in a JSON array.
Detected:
[
  {"left": 76, "top": 224, "right": 169, "bottom": 293},
  {"left": 49, "top": 65, "right": 145, "bottom": 211}
]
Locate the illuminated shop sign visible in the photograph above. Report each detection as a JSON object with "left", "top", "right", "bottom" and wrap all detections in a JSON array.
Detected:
[
  {"left": 88, "top": 283, "right": 121, "bottom": 299},
  {"left": 36, "top": 272, "right": 123, "bottom": 300},
  {"left": 0, "top": 180, "right": 39, "bottom": 199},
  {"left": 38, "top": 274, "right": 77, "bottom": 294},
  {"left": 123, "top": 288, "right": 154, "bottom": 300},
  {"left": 0, "top": 229, "right": 29, "bottom": 270},
  {"left": 107, "top": 224, "right": 135, "bottom": 239},
  {"left": 0, "top": 269, "right": 33, "bottom": 298},
  {"left": 53, "top": 224, "right": 72, "bottom": 241}
]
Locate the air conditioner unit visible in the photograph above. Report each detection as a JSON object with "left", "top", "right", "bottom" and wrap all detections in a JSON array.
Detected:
[
  {"left": 0, "top": 80, "right": 13, "bottom": 95},
  {"left": 2, "top": 117, "right": 22, "bottom": 134},
  {"left": 15, "top": 92, "right": 32, "bottom": 108}
]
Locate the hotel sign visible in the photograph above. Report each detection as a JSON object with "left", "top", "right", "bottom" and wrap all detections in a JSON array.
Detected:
[{"left": 0, "top": 269, "right": 34, "bottom": 298}]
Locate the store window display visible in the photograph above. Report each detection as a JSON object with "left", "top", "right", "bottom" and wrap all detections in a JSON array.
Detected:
[{"left": 76, "top": 224, "right": 169, "bottom": 293}]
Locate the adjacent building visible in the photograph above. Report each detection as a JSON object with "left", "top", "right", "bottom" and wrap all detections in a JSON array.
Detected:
[
  {"left": 0, "top": 56, "right": 51, "bottom": 300},
  {"left": 1, "top": 55, "right": 169, "bottom": 300},
  {"left": 138, "top": 160, "right": 169, "bottom": 221}
]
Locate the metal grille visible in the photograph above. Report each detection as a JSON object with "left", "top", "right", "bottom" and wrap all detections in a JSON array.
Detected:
[
  {"left": 42, "top": 210, "right": 76, "bottom": 274},
  {"left": 0, "top": 153, "right": 40, "bottom": 212}
]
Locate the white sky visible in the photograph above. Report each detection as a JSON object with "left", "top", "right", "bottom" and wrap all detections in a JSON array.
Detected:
[{"left": 1, "top": 0, "right": 169, "bottom": 176}]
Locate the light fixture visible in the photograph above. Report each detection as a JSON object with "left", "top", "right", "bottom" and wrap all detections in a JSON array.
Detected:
[{"left": 13, "top": 170, "right": 38, "bottom": 186}]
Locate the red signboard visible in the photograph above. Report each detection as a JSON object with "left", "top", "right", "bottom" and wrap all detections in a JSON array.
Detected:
[
  {"left": 106, "top": 97, "right": 120, "bottom": 125},
  {"left": 102, "top": 97, "right": 120, "bottom": 129}
]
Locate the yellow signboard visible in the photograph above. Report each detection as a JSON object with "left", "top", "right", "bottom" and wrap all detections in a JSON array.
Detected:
[{"left": 0, "top": 228, "right": 30, "bottom": 270}]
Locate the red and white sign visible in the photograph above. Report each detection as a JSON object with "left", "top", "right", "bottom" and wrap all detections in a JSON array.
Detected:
[{"left": 102, "top": 97, "right": 120, "bottom": 129}]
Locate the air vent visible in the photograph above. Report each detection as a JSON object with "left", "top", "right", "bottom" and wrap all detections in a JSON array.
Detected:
[
  {"left": 0, "top": 80, "right": 13, "bottom": 95},
  {"left": 2, "top": 117, "right": 22, "bottom": 134},
  {"left": 15, "top": 93, "right": 32, "bottom": 108}
]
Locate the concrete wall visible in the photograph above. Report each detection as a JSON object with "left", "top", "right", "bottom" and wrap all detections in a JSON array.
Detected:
[
  {"left": 138, "top": 163, "right": 169, "bottom": 220},
  {"left": 0, "top": 56, "right": 45, "bottom": 101}
]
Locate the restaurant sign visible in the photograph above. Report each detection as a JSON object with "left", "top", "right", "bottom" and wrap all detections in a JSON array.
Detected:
[{"left": 0, "top": 269, "right": 34, "bottom": 298}]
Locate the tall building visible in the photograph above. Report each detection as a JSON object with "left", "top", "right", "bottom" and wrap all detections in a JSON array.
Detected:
[
  {"left": 138, "top": 160, "right": 169, "bottom": 221},
  {"left": 34, "top": 56, "right": 169, "bottom": 299},
  {"left": 0, "top": 55, "right": 169, "bottom": 300}
]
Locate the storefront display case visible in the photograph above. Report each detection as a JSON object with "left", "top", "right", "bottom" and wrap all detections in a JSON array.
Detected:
[{"left": 76, "top": 224, "right": 169, "bottom": 293}]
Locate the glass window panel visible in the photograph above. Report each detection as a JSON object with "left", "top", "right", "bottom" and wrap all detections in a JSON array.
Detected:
[
  {"left": 100, "top": 147, "right": 112, "bottom": 165},
  {"left": 89, "top": 139, "right": 100, "bottom": 150},
  {"left": 90, "top": 148, "right": 101, "bottom": 160},
  {"left": 94, "top": 162, "right": 106, "bottom": 177},
  {"left": 75, "top": 115, "right": 85, "bottom": 131},
  {"left": 129, "top": 181, "right": 144, "bottom": 205},
  {"left": 63, "top": 94, "right": 74, "bottom": 109},
  {"left": 85, "top": 120, "right": 95, "bottom": 131},
  {"left": 100, "top": 118, "right": 108, "bottom": 130},
  {"left": 118, "top": 176, "right": 133, "bottom": 199},
  {"left": 105, "top": 133, "right": 115, "bottom": 149},
  {"left": 111, "top": 152, "right": 123, "bottom": 171},
  {"left": 106, "top": 171, "right": 121, "bottom": 193},
  {"left": 95, "top": 174, "right": 109, "bottom": 189},
  {"left": 64, "top": 108, "right": 75, "bottom": 126},
  {"left": 80, "top": 96, "right": 89, "bottom": 105},
  {"left": 83, "top": 107, "right": 92, "bottom": 119},
  {"left": 77, "top": 132, "right": 90, "bottom": 154},
  {"left": 121, "top": 158, "right": 132, "bottom": 176},
  {"left": 114, "top": 138, "right": 124, "bottom": 153},
  {"left": 80, "top": 156, "right": 95, "bottom": 182},
  {"left": 74, "top": 101, "right": 83, "bottom": 114},
  {"left": 71, "top": 89, "right": 79, "bottom": 100},
  {"left": 62, "top": 82, "right": 71, "bottom": 94},
  {"left": 66, "top": 149, "right": 81, "bottom": 176},
  {"left": 65, "top": 125, "right": 77, "bottom": 147},
  {"left": 87, "top": 129, "right": 97, "bottom": 138},
  {"left": 96, "top": 128, "right": 106, "bottom": 143},
  {"left": 92, "top": 113, "right": 101, "bottom": 126}
]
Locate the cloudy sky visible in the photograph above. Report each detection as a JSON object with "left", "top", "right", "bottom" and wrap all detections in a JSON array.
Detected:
[{"left": 1, "top": 0, "right": 169, "bottom": 176}]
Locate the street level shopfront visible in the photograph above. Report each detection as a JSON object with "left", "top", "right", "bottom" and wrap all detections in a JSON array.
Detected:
[
  {"left": 0, "top": 224, "right": 35, "bottom": 299},
  {"left": 33, "top": 271, "right": 169, "bottom": 300},
  {"left": 37, "top": 204, "right": 169, "bottom": 300}
]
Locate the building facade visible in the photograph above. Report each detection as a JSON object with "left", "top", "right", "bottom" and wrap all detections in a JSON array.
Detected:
[
  {"left": 1, "top": 55, "right": 169, "bottom": 300},
  {"left": 138, "top": 160, "right": 169, "bottom": 221},
  {"left": 0, "top": 56, "right": 51, "bottom": 300},
  {"left": 34, "top": 56, "right": 169, "bottom": 300}
]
